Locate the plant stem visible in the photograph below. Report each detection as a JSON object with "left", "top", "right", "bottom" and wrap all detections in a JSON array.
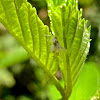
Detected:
[
  {"left": 31, "top": 51, "right": 65, "bottom": 96},
  {"left": 62, "top": 89, "right": 68, "bottom": 100},
  {"left": 6, "top": 26, "right": 68, "bottom": 100}
]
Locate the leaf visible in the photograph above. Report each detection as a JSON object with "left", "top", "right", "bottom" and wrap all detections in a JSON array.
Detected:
[
  {"left": 0, "top": 0, "right": 59, "bottom": 73},
  {"left": 0, "top": 0, "right": 64, "bottom": 96},
  {"left": 0, "top": 47, "right": 29, "bottom": 68},
  {"left": 90, "top": 90, "right": 100, "bottom": 100},
  {"left": 46, "top": 0, "right": 91, "bottom": 98},
  {"left": 48, "top": 62, "right": 100, "bottom": 100},
  {"left": 0, "top": 69, "right": 15, "bottom": 87},
  {"left": 0, "top": 0, "right": 91, "bottom": 99},
  {"left": 69, "top": 62, "right": 100, "bottom": 100}
]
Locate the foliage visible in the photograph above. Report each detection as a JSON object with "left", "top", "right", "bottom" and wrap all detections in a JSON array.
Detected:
[
  {"left": 90, "top": 90, "right": 100, "bottom": 100},
  {"left": 48, "top": 62, "right": 100, "bottom": 100},
  {"left": 69, "top": 62, "right": 99, "bottom": 100},
  {"left": 0, "top": 0, "right": 91, "bottom": 99},
  {"left": 0, "top": 34, "right": 29, "bottom": 68}
]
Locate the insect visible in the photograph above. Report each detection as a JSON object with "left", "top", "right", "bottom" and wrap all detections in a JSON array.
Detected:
[
  {"left": 51, "top": 36, "right": 61, "bottom": 54},
  {"left": 44, "top": 34, "right": 65, "bottom": 54},
  {"left": 51, "top": 35, "right": 67, "bottom": 54}
]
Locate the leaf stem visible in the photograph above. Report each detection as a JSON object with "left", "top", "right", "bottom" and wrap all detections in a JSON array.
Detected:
[
  {"left": 1, "top": 18, "right": 66, "bottom": 100},
  {"left": 26, "top": 47, "right": 65, "bottom": 97},
  {"left": 32, "top": 55, "right": 64, "bottom": 95}
]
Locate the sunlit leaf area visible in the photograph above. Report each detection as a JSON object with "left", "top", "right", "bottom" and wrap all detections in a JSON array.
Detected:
[{"left": 0, "top": 0, "right": 100, "bottom": 100}]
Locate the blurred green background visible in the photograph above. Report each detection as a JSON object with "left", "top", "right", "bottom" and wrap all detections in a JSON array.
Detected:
[{"left": 0, "top": 0, "right": 100, "bottom": 100}]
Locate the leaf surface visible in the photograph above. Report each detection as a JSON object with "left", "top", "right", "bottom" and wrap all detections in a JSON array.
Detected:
[
  {"left": 46, "top": 0, "right": 91, "bottom": 97},
  {"left": 0, "top": 0, "right": 91, "bottom": 99},
  {"left": 0, "top": 0, "right": 64, "bottom": 95}
]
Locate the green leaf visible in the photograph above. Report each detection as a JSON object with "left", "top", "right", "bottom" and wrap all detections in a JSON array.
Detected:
[
  {"left": 48, "top": 62, "right": 100, "bottom": 100},
  {"left": 90, "top": 90, "right": 100, "bottom": 100},
  {"left": 0, "top": 0, "right": 59, "bottom": 73},
  {"left": 0, "top": 0, "right": 64, "bottom": 96},
  {"left": 69, "top": 62, "right": 100, "bottom": 100},
  {"left": 0, "top": 69, "right": 15, "bottom": 87},
  {"left": 0, "top": 47, "right": 29, "bottom": 68},
  {"left": 46, "top": 0, "right": 91, "bottom": 98},
  {"left": 0, "top": 0, "right": 91, "bottom": 99}
]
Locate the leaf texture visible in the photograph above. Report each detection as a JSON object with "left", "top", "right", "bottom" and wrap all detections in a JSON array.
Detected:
[
  {"left": 46, "top": 0, "right": 91, "bottom": 97},
  {"left": 0, "top": 0, "right": 65, "bottom": 95},
  {"left": 0, "top": 0, "right": 59, "bottom": 74},
  {"left": 0, "top": 0, "right": 91, "bottom": 99}
]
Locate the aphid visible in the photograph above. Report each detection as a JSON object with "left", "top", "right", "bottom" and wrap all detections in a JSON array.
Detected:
[
  {"left": 51, "top": 35, "right": 67, "bottom": 54},
  {"left": 44, "top": 34, "right": 64, "bottom": 54},
  {"left": 51, "top": 36, "right": 61, "bottom": 54}
]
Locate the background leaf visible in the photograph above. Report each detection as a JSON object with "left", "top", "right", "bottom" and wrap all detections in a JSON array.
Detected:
[
  {"left": 48, "top": 62, "right": 100, "bottom": 100},
  {"left": 69, "top": 62, "right": 100, "bottom": 100}
]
